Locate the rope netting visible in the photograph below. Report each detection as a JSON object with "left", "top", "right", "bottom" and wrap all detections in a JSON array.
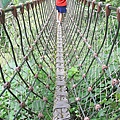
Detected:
[
  {"left": 0, "top": 0, "right": 119, "bottom": 120},
  {"left": 0, "top": 0, "right": 56, "bottom": 119},
  {"left": 64, "top": 0, "right": 120, "bottom": 119}
]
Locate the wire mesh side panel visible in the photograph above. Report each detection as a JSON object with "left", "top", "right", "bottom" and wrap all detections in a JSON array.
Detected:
[
  {"left": 63, "top": 0, "right": 120, "bottom": 120},
  {"left": 0, "top": 0, "right": 56, "bottom": 119}
]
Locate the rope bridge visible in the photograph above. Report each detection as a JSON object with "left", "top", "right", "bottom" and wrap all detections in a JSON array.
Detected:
[{"left": 0, "top": 0, "right": 120, "bottom": 120}]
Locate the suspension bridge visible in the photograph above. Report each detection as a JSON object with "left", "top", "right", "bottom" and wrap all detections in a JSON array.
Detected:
[{"left": 0, "top": 0, "right": 120, "bottom": 120}]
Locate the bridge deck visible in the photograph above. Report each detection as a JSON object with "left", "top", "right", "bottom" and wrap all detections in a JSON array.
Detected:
[{"left": 53, "top": 24, "right": 70, "bottom": 120}]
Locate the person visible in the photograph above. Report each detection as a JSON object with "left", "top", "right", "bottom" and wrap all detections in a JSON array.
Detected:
[{"left": 56, "top": 0, "right": 67, "bottom": 25}]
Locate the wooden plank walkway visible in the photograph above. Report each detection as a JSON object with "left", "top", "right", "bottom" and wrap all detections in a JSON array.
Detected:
[{"left": 53, "top": 24, "right": 70, "bottom": 120}]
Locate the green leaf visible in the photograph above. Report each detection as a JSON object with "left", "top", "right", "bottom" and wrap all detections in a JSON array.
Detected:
[
  {"left": 100, "top": 98, "right": 107, "bottom": 104},
  {"left": 68, "top": 67, "right": 79, "bottom": 78},
  {"left": 98, "top": 109, "right": 106, "bottom": 117}
]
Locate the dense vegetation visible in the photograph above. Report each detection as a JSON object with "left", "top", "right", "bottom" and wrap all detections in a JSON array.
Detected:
[
  {"left": 98, "top": 0, "right": 120, "bottom": 7},
  {"left": 12, "top": 0, "right": 120, "bottom": 7},
  {"left": 12, "top": 0, "right": 28, "bottom": 4}
]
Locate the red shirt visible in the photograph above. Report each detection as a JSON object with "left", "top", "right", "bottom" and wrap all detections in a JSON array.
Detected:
[{"left": 56, "top": 0, "right": 67, "bottom": 6}]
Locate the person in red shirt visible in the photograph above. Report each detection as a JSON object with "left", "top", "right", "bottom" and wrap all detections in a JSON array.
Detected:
[{"left": 56, "top": 0, "right": 67, "bottom": 24}]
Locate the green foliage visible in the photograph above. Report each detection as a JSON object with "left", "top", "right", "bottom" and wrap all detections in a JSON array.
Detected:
[
  {"left": 106, "top": 0, "right": 120, "bottom": 7},
  {"left": 12, "top": 0, "right": 28, "bottom": 4},
  {"left": 1, "top": 0, "right": 11, "bottom": 8},
  {"left": 67, "top": 67, "right": 79, "bottom": 79},
  {"left": 93, "top": 0, "right": 120, "bottom": 7}
]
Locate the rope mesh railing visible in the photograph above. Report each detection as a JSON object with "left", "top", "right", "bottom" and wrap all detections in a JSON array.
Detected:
[
  {"left": 0, "top": 0, "right": 56, "bottom": 119},
  {"left": 63, "top": 0, "right": 120, "bottom": 120},
  {"left": 0, "top": 0, "right": 120, "bottom": 120}
]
